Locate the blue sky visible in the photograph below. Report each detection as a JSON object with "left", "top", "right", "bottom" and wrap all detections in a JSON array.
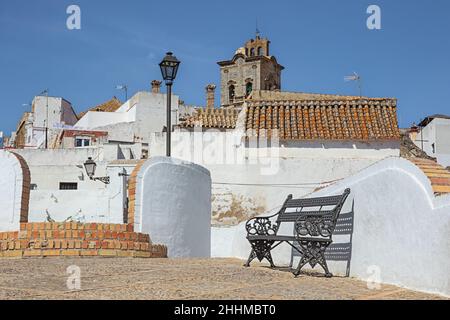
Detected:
[{"left": 0, "top": 0, "right": 449, "bottom": 134}]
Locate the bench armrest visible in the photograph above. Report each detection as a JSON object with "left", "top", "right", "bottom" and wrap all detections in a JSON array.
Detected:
[
  {"left": 246, "top": 215, "right": 280, "bottom": 237},
  {"left": 295, "top": 213, "right": 335, "bottom": 238}
]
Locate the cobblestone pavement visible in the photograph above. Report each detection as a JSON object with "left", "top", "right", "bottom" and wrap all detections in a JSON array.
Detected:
[{"left": 0, "top": 258, "right": 446, "bottom": 300}]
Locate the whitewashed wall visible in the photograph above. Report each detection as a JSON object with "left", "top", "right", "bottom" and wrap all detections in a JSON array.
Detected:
[
  {"left": 134, "top": 157, "right": 212, "bottom": 258},
  {"left": 211, "top": 157, "right": 450, "bottom": 297},
  {"left": 12, "top": 149, "right": 131, "bottom": 224},
  {"left": 0, "top": 151, "right": 27, "bottom": 231},
  {"left": 150, "top": 131, "right": 400, "bottom": 225}
]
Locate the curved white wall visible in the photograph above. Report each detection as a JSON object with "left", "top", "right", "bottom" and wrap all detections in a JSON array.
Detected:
[
  {"left": 134, "top": 157, "right": 212, "bottom": 258},
  {"left": 0, "top": 151, "right": 26, "bottom": 231},
  {"left": 212, "top": 157, "right": 450, "bottom": 297}
]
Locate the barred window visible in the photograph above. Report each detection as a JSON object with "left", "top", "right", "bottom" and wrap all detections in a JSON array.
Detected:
[{"left": 59, "top": 182, "right": 78, "bottom": 190}]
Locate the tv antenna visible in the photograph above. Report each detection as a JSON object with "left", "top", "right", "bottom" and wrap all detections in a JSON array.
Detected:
[{"left": 344, "top": 72, "right": 362, "bottom": 97}]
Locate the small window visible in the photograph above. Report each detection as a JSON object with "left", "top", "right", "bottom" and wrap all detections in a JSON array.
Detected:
[
  {"left": 431, "top": 143, "right": 435, "bottom": 153},
  {"left": 59, "top": 182, "right": 78, "bottom": 190},
  {"left": 30, "top": 184, "right": 37, "bottom": 190},
  {"left": 228, "top": 85, "right": 235, "bottom": 102},
  {"left": 250, "top": 48, "right": 255, "bottom": 56},
  {"left": 246, "top": 82, "right": 253, "bottom": 97},
  {"left": 75, "top": 137, "right": 91, "bottom": 147},
  {"left": 257, "top": 47, "right": 263, "bottom": 56}
]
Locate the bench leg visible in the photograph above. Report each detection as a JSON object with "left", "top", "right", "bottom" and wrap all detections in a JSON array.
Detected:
[
  {"left": 244, "top": 249, "right": 256, "bottom": 267},
  {"left": 293, "top": 241, "right": 333, "bottom": 278},
  {"left": 246, "top": 240, "right": 276, "bottom": 268},
  {"left": 317, "top": 252, "right": 333, "bottom": 278},
  {"left": 293, "top": 256, "right": 309, "bottom": 277},
  {"left": 264, "top": 250, "right": 276, "bottom": 268}
]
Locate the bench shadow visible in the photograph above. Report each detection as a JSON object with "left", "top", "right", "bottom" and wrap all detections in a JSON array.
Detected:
[
  {"left": 262, "top": 266, "right": 348, "bottom": 278},
  {"left": 289, "top": 200, "right": 355, "bottom": 277}
]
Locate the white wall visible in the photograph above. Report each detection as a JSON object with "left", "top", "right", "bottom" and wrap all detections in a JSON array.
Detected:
[
  {"left": 0, "top": 151, "right": 26, "bottom": 231},
  {"left": 75, "top": 111, "right": 131, "bottom": 129},
  {"left": 75, "top": 91, "right": 179, "bottom": 145},
  {"left": 12, "top": 148, "right": 131, "bottom": 224},
  {"left": 134, "top": 157, "right": 212, "bottom": 258},
  {"left": 27, "top": 165, "right": 129, "bottom": 224},
  {"left": 211, "top": 157, "right": 450, "bottom": 297},
  {"left": 150, "top": 130, "right": 400, "bottom": 225},
  {"left": 414, "top": 118, "right": 450, "bottom": 167}
]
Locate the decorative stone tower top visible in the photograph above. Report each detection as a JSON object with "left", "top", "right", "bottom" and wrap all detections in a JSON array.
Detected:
[
  {"left": 244, "top": 35, "right": 270, "bottom": 57},
  {"left": 217, "top": 35, "right": 284, "bottom": 106}
]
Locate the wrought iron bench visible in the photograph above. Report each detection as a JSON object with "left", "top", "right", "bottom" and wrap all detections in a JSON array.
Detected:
[{"left": 244, "top": 188, "right": 351, "bottom": 277}]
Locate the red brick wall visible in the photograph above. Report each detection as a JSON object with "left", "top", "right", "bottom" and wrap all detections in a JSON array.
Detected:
[
  {"left": 0, "top": 222, "right": 167, "bottom": 258},
  {"left": 126, "top": 160, "right": 146, "bottom": 230},
  {"left": 10, "top": 152, "right": 31, "bottom": 223}
]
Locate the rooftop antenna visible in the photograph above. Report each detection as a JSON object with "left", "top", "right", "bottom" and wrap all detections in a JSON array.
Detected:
[
  {"left": 344, "top": 72, "right": 362, "bottom": 97},
  {"left": 116, "top": 84, "right": 128, "bottom": 101}
]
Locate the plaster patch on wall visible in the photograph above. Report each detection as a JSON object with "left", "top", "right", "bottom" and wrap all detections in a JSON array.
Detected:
[{"left": 212, "top": 191, "right": 266, "bottom": 226}]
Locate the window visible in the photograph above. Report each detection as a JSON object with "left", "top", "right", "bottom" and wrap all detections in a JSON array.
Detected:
[
  {"left": 75, "top": 137, "right": 91, "bottom": 147},
  {"left": 250, "top": 48, "right": 255, "bottom": 56},
  {"left": 228, "top": 85, "right": 235, "bottom": 102},
  {"left": 59, "top": 182, "right": 78, "bottom": 190},
  {"left": 432, "top": 143, "right": 435, "bottom": 153},
  {"left": 257, "top": 47, "right": 263, "bottom": 56},
  {"left": 246, "top": 82, "right": 253, "bottom": 97}
]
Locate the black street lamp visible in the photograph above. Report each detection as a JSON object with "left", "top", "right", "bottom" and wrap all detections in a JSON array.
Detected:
[
  {"left": 83, "top": 157, "right": 110, "bottom": 184},
  {"left": 159, "top": 52, "right": 180, "bottom": 157}
]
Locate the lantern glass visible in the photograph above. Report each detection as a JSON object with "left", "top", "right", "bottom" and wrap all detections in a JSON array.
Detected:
[
  {"left": 159, "top": 52, "right": 180, "bottom": 83},
  {"left": 84, "top": 157, "right": 97, "bottom": 179}
]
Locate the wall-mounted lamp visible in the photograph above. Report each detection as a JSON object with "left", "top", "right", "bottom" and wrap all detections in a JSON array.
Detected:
[{"left": 83, "top": 157, "right": 110, "bottom": 184}]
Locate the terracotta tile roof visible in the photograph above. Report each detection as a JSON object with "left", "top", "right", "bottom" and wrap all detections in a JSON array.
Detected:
[
  {"left": 409, "top": 158, "right": 450, "bottom": 195},
  {"left": 77, "top": 97, "right": 122, "bottom": 119},
  {"left": 180, "top": 108, "right": 239, "bottom": 129},
  {"left": 245, "top": 99, "right": 400, "bottom": 141},
  {"left": 250, "top": 90, "right": 377, "bottom": 101}
]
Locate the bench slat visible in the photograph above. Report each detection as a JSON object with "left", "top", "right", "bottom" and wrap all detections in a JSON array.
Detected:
[
  {"left": 278, "top": 210, "right": 335, "bottom": 222},
  {"left": 285, "top": 195, "right": 344, "bottom": 208}
]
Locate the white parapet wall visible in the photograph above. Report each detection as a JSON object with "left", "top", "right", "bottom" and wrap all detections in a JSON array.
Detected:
[
  {"left": 211, "top": 157, "right": 450, "bottom": 297},
  {"left": 133, "top": 157, "right": 212, "bottom": 258}
]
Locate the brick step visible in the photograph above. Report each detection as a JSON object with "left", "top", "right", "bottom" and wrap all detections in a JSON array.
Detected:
[
  {"left": 0, "top": 246, "right": 168, "bottom": 258},
  {"left": 0, "top": 222, "right": 168, "bottom": 259},
  {"left": 424, "top": 172, "right": 450, "bottom": 178},
  {"left": 433, "top": 185, "right": 450, "bottom": 194},
  {"left": 20, "top": 222, "right": 133, "bottom": 232},
  {"left": 430, "top": 178, "right": 450, "bottom": 185},
  {"left": 1, "top": 238, "right": 151, "bottom": 251},
  {"left": 415, "top": 165, "right": 444, "bottom": 170},
  {"left": 410, "top": 159, "right": 437, "bottom": 164},
  {"left": 16, "top": 230, "right": 150, "bottom": 242}
]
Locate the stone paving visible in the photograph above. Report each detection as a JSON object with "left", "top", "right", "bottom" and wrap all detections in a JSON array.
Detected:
[{"left": 0, "top": 258, "right": 446, "bottom": 300}]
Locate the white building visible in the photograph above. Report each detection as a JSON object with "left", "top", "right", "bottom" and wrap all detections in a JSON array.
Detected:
[
  {"left": 411, "top": 115, "right": 450, "bottom": 167},
  {"left": 13, "top": 95, "right": 78, "bottom": 149}
]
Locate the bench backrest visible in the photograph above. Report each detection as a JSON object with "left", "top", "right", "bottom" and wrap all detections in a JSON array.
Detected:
[{"left": 276, "top": 188, "right": 351, "bottom": 224}]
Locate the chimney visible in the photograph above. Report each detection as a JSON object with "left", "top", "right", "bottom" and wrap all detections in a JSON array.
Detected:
[
  {"left": 206, "top": 84, "right": 216, "bottom": 110},
  {"left": 151, "top": 80, "right": 162, "bottom": 93}
]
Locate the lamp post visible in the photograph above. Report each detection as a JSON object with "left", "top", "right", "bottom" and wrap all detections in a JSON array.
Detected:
[{"left": 159, "top": 52, "right": 180, "bottom": 157}]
